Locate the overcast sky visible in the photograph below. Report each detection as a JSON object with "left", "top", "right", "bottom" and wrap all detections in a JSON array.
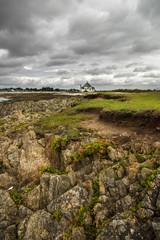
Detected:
[{"left": 0, "top": 0, "right": 160, "bottom": 90}]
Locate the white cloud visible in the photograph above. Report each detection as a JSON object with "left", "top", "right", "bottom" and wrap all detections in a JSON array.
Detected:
[{"left": 0, "top": 0, "right": 160, "bottom": 90}]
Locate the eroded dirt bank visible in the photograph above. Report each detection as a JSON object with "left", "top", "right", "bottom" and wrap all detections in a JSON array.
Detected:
[{"left": 0, "top": 97, "right": 160, "bottom": 240}]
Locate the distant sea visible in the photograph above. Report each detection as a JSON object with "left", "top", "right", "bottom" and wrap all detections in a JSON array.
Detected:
[{"left": 0, "top": 97, "right": 9, "bottom": 103}]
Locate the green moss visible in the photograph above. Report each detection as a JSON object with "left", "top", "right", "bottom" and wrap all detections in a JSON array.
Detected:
[
  {"left": 137, "top": 167, "right": 160, "bottom": 192},
  {"left": 12, "top": 123, "right": 30, "bottom": 132},
  {"left": 10, "top": 191, "right": 22, "bottom": 205},
  {"left": 153, "top": 161, "right": 160, "bottom": 169},
  {"left": 51, "top": 209, "right": 63, "bottom": 222},
  {"left": 114, "top": 155, "right": 128, "bottom": 166},
  {"left": 1, "top": 126, "right": 5, "bottom": 132},
  {"left": 128, "top": 202, "right": 144, "bottom": 213},
  {"left": 24, "top": 185, "right": 38, "bottom": 193},
  {"left": 139, "top": 215, "right": 148, "bottom": 223},
  {"left": 39, "top": 166, "right": 70, "bottom": 175},
  {"left": 75, "top": 206, "right": 88, "bottom": 226},
  {"left": 128, "top": 207, "right": 137, "bottom": 213},
  {"left": 15, "top": 220, "right": 20, "bottom": 226},
  {"left": 138, "top": 165, "right": 150, "bottom": 170},
  {"left": 115, "top": 176, "right": 121, "bottom": 181},
  {"left": 92, "top": 178, "right": 100, "bottom": 198},
  {"left": 0, "top": 120, "right": 5, "bottom": 125},
  {"left": 16, "top": 144, "right": 22, "bottom": 149},
  {"left": 63, "top": 227, "right": 74, "bottom": 240},
  {"left": 51, "top": 137, "right": 68, "bottom": 152},
  {"left": 141, "top": 167, "right": 160, "bottom": 190},
  {"left": 135, "top": 154, "right": 146, "bottom": 163},
  {"left": 0, "top": 160, "right": 7, "bottom": 169},
  {"left": 85, "top": 221, "right": 97, "bottom": 240}
]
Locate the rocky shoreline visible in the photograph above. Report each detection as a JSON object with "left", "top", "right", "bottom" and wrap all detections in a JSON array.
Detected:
[{"left": 0, "top": 97, "right": 160, "bottom": 240}]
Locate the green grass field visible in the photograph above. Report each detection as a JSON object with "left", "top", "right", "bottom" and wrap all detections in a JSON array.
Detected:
[
  {"left": 35, "top": 113, "right": 91, "bottom": 134},
  {"left": 35, "top": 92, "right": 160, "bottom": 134},
  {"left": 74, "top": 92, "right": 160, "bottom": 112}
]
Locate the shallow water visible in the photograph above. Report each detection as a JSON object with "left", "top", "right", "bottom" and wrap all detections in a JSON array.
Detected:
[{"left": 0, "top": 97, "right": 9, "bottom": 102}]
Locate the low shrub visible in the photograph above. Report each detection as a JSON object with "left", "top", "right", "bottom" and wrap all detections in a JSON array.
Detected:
[
  {"left": 39, "top": 166, "right": 70, "bottom": 175},
  {"left": 68, "top": 140, "right": 109, "bottom": 164},
  {"left": 51, "top": 137, "right": 68, "bottom": 152},
  {"left": 51, "top": 209, "right": 63, "bottom": 221}
]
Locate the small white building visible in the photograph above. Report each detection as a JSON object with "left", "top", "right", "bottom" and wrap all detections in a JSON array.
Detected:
[{"left": 80, "top": 82, "right": 95, "bottom": 92}]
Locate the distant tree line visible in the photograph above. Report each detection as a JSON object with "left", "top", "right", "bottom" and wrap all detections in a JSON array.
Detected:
[
  {"left": 0, "top": 87, "right": 80, "bottom": 92},
  {"left": 111, "top": 89, "right": 159, "bottom": 93},
  {"left": 0, "top": 87, "right": 159, "bottom": 93}
]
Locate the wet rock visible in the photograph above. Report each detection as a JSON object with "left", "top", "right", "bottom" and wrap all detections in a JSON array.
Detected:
[
  {"left": 99, "top": 168, "right": 115, "bottom": 194},
  {"left": 139, "top": 167, "right": 152, "bottom": 181},
  {"left": 22, "top": 185, "right": 42, "bottom": 211},
  {"left": 0, "top": 189, "right": 17, "bottom": 236},
  {"left": 93, "top": 203, "right": 103, "bottom": 215},
  {"left": 152, "top": 218, "right": 160, "bottom": 240},
  {"left": 1, "top": 224, "right": 17, "bottom": 240},
  {"left": 128, "top": 167, "right": 138, "bottom": 182},
  {"left": 47, "top": 183, "right": 93, "bottom": 222},
  {"left": 137, "top": 208, "right": 154, "bottom": 219},
  {"left": 129, "top": 181, "right": 140, "bottom": 194},
  {"left": 40, "top": 172, "right": 76, "bottom": 206},
  {"left": 18, "top": 210, "right": 66, "bottom": 240},
  {"left": 18, "top": 205, "right": 33, "bottom": 219},
  {"left": 117, "top": 166, "right": 125, "bottom": 179},
  {"left": 116, "top": 195, "right": 133, "bottom": 212},
  {"left": 83, "top": 212, "right": 92, "bottom": 226},
  {"left": 153, "top": 141, "right": 160, "bottom": 151},
  {"left": 69, "top": 227, "right": 86, "bottom": 240},
  {"left": 95, "top": 209, "right": 108, "bottom": 228},
  {"left": 96, "top": 214, "right": 155, "bottom": 240},
  {"left": 18, "top": 130, "right": 51, "bottom": 182},
  {"left": 116, "top": 180, "right": 127, "bottom": 198},
  {"left": 107, "top": 146, "right": 124, "bottom": 161},
  {"left": 128, "top": 154, "right": 138, "bottom": 164},
  {"left": 0, "top": 173, "right": 18, "bottom": 189}
]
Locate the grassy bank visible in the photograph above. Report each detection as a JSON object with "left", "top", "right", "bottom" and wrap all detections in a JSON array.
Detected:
[
  {"left": 35, "top": 92, "right": 160, "bottom": 134},
  {"left": 74, "top": 92, "right": 160, "bottom": 112},
  {"left": 35, "top": 112, "right": 91, "bottom": 135}
]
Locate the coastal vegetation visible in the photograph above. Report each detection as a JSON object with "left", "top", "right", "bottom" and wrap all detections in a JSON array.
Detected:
[
  {"left": 74, "top": 92, "right": 160, "bottom": 112},
  {"left": 0, "top": 91, "right": 160, "bottom": 239}
]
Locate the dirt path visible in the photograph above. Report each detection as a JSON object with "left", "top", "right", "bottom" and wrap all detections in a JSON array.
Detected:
[{"left": 81, "top": 113, "right": 160, "bottom": 143}]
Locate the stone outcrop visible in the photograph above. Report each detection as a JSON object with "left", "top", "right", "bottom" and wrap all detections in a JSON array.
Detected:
[{"left": 0, "top": 99, "right": 160, "bottom": 240}]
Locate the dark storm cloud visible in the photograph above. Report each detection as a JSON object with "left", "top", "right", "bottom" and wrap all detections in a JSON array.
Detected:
[
  {"left": 106, "top": 65, "right": 118, "bottom": 70},
  {"left": 46, "top": 52, "right": 77, "bottom": 67},
  {"left": 90, "top": 78, "right": 111, "bottom": 86},
  {"left": 0, "top": 31, "right": 49, "bottom": 57},
  {"left": 138, "top": 0, "right": 160, "bottom": 24},
  {"left": 0, "top": 0, "right": 160, "bottom": 89},
  {"left": 79, "top": 63, "right": 86, "bottom": 67},
  {"left": 114, "top": 73, "right": 136, "bottom": 78},
  {"left": 0, "top": 0, "right": 73, "bottom": 57},
  {"left": 56, "top": 70, "right": 70, "bottom": 75},
  {"left": 133, "top": 66, "right": 155, "bottom": 73},
  {"left": 130, "top": 39, "right": 160, "bottom": 54},
  {"left": 84, "top": 67, "right": 111, "bottom": 75},
  {"left": 46, "top": 59, "right": 76, "bottom": 67},
  {"left": 126, "top": 62, "right": 140, "bottom": 68},
  {"left": 143, "top": 73, "right": 160, "bottom": 78},
  {"left": 0, "top": 58, "right": 24, "bottom": 68}
]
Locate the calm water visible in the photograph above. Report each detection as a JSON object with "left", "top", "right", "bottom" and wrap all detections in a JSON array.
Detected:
[{"left": 0, "top": 97, "right": 9, "bottom": 102}]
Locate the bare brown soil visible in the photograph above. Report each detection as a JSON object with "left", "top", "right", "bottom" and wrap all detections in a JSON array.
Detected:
[{"left": 80, "top": 110, "right": 160, "bottom": 143}]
